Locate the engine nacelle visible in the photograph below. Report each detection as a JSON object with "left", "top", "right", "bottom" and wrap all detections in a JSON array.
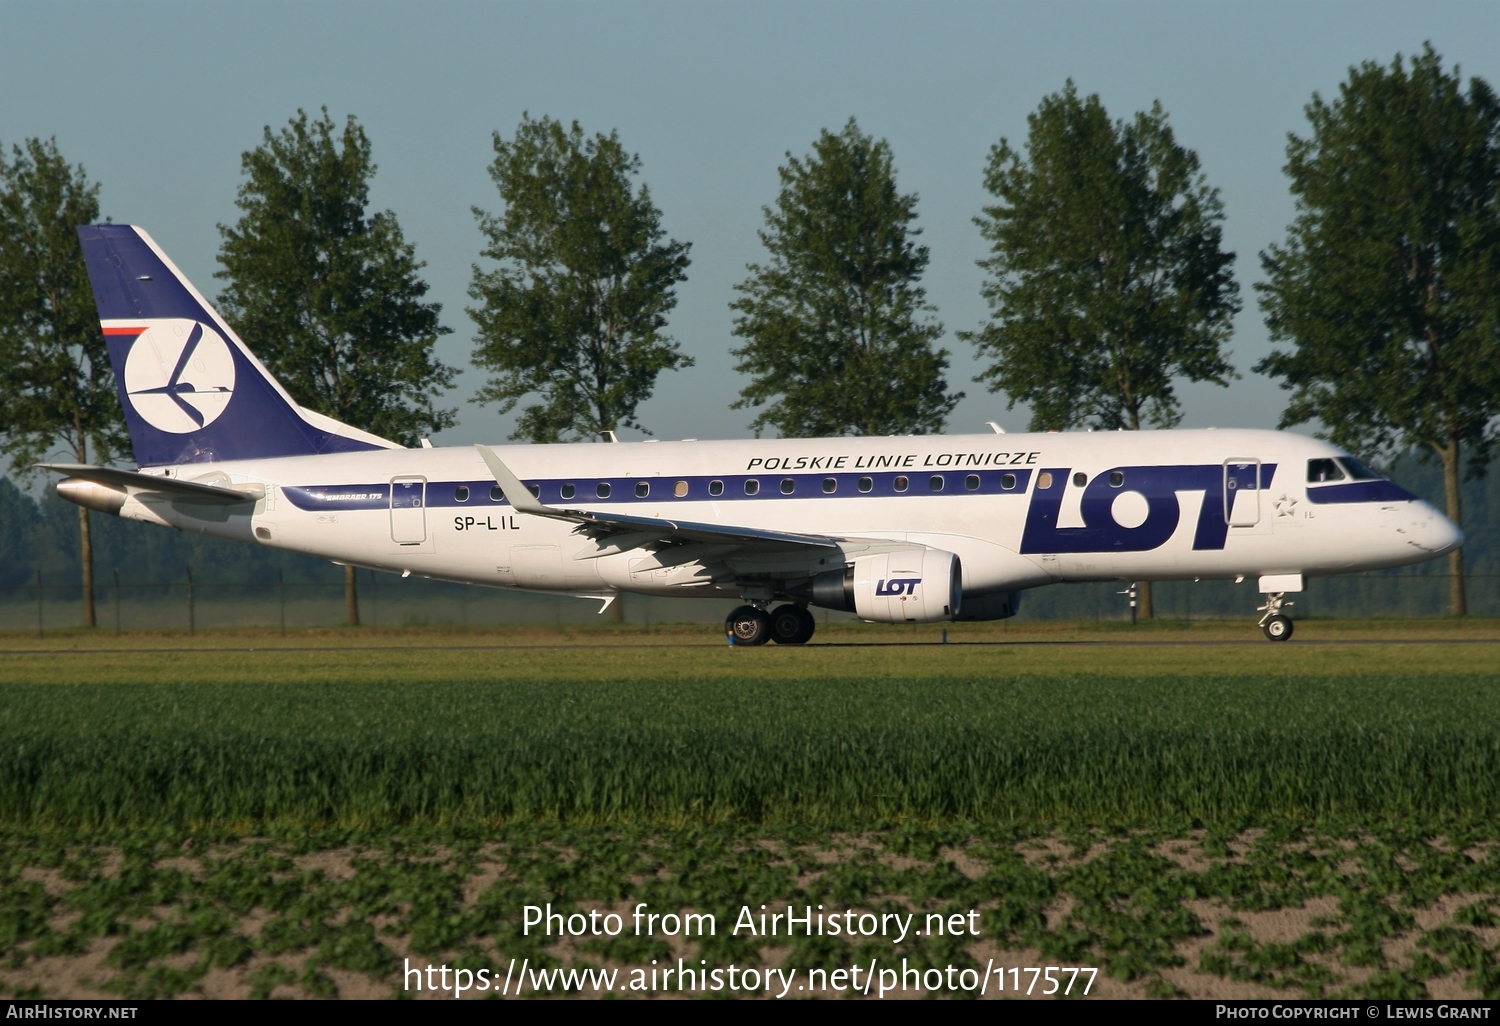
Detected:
[{"left": 809, "top": 548, "right": 962, "bottom": 623}]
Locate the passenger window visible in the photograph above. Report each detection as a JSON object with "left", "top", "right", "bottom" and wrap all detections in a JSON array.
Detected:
[
  {"left": 1037, "top": 472, "right": 1053, "bottom": 489},
  {"left": 635, "top": 481, "right": 650, "bottom": 498},
  {"left": 1108, "top": 471, "right": 1123, "bottom": 487},
  {"left": 454, "top": 485, "right": 469, "bottom": 502},
  {"left": 780, "top": 478, "right": 795, "bottom": 494},
  {"left": 744, "top": 479, "right": 759, "bottom": 495},
  {"left": 964, "top": 475, "right": 979, "bottom": 491},
  {"left": 596, "top": 482, "right": 611, "bottom": 498},
  {"left": 893, "top": 476, "right": 909, "bottom": 493},
  {"left": 1072, "top": 472, "right": 1087, "bottom": 487},
  {"left": 527, "top": 485, "right": 540, "bottom": 499},
  {"left": 560, "top": 483, "right": 575, "bottom": 500},
  {"left": 709, "top": 480, "right": 723, "bottom": 497},
  {"left": 673, "top": 480, "right": 688, "bottom": 497},
  {"left": 822, "top": 477, "right": 837, "bottom": 494},
  {"left": 1307, "top": 459, "right": 1345, "bottom": 483},
  {"left": 858, "top": 476, "right": 873, "bottom": 493},
  {"left": 490, "top": 486, "right": 504, "bottom": 502},
  {"left": 1001, "top": 473, "right": 1016, "bottom": 490},
  {"left": 1337, "top": 457, "right": 1380, "bottom": 481},
  {"left": 929, "top": 475, "right": 944, "bottom": 492}
]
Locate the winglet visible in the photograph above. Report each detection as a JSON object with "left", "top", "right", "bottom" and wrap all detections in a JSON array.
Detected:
[
  {"left": 475, "top": 445, "right": 552, "bottom": 516},
  {"left": 473, "top": 444, "right": 840, "bottom": 550}
]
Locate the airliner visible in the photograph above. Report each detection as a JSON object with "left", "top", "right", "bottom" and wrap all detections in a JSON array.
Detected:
[{"left": 45, "top": 225, "right": 1463, "bottom": 644}]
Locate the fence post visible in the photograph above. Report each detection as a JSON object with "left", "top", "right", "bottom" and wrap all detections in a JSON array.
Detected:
[
  {"left": 279, "top": 568, "right": 287, "bottom": 636},
  {"left": 36, "top": 571, "right": 42, "bottom": 637},
  {"left": 113, "top": 568, "right": 121, "bottom": 634},
  {"left": 186, "top": 565, "right": 195, "bottom": 635}
]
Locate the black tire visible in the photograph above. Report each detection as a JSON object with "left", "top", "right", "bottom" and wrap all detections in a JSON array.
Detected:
[
  {"left": 769, "top": 604, "right": 816, "bottom": 645},
  {"left": 726, "top": 605, "right": 772, "bottom": 646},
  {"left": 1262, "top": 615, "right": 1293, "bottom": 642}
]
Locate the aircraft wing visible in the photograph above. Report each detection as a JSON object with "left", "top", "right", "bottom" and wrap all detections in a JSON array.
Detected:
[
  {"left": 475, "top": 445, "right": 839, "bottom": 550},
  {"left": 37, "top": 464, "right": 263, "bottom": 503}
]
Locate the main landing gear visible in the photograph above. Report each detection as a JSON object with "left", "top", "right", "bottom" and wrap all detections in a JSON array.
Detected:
[
  {"left": 1257, "top": 591, "right": 1294, "bottom": 642},
  {"left": 725, "top": 604, "right": 816, "bottom": 646}
]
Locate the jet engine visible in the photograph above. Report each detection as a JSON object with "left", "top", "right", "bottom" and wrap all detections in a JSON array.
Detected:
[{"left": 808, "top": 548, "right": 961, "bottom": 623}]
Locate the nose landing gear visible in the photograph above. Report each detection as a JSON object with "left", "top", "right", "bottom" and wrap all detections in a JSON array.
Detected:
[{"left": 1257, "top": 591, "right": 1295, "bottom": 642}]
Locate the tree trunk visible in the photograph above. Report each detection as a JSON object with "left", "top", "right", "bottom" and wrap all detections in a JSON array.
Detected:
[
  {"left": 345, "top": 563, "right": 360, "bottom": 626},
  {"left": 1439, "top": 438, "right": 1466, "bottom": 616},
  {"left": 74, "top": 432, "right": 96, "bottom": 628},
  {"left": 77, "top": 502, "right": 96, "bottom": 628}
]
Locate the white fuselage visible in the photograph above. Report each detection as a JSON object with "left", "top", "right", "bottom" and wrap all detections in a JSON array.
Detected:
[{"left": 110, "top": 428, "right": 1461, "bottom": 607}]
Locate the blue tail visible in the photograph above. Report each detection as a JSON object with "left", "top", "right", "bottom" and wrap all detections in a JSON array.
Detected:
[{"left": 76, "top": 224, "right": 396, "bottom": 467}]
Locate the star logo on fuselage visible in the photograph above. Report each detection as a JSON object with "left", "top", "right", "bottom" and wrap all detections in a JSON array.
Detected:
[{"left": 1273, "top": 494, "right": 1298, "bottom": 518}]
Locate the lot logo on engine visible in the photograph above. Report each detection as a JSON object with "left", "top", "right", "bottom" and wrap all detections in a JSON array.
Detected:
[{"left": 876, "top": 578, "right": 920, "bottom": 596}]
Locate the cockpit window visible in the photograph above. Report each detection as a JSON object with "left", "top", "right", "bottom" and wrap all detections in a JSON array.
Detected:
[
  {"left": 1307, "top": 458, "right": 1345, "bottom": 483},
  {"left": 1337, "top": 457, "right": 1380, "bottom": 481}
]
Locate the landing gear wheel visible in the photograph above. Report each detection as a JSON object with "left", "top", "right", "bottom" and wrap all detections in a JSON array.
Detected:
[
  {"left": 1262, "top": 615, "right": 1293, "bottom": 642},
  {"left": 769, "top": 604, "right": 816, "bottom": 645},
  {"left": 726, "top": 605, "right": 772, "bottom": 646}
]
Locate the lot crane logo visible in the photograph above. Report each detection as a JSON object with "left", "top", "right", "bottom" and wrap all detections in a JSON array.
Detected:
[{"left": 123, "top": 320, "right": 236, "bottom": 433}]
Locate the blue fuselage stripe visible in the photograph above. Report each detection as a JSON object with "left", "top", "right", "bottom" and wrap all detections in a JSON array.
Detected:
[
  {"left": 1305, "top": 480, "right": 1417, "bottom": 504},
  {"left": 284, "top": 469, "right": 1036, "bottom": 511}
]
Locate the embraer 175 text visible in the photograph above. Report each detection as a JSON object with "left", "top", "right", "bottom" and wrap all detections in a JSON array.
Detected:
[{"left": 46, "top": 225, "right": 1463, "bottom": 644}]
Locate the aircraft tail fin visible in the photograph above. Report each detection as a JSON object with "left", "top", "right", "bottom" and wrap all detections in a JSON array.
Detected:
[{"left": 75, "top": 224, "right": 397, "bottom": 467}]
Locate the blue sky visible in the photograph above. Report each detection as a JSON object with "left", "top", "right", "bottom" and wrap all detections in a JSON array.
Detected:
[{"left": 2, "top": 0, "right": 1496, "bottom": 445}]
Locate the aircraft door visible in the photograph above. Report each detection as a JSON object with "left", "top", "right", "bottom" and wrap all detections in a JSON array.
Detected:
[
  {"left": 1223, "top": 459, "right": 1261, "bottom": 527},
  {"left": 390, "top": 476, "right": 427, "bottom": 544}
]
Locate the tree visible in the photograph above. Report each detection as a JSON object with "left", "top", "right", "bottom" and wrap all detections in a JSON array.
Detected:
[
  {"left": 731, "top": 118, "right": 958, "bottom": 437},
  {"left": 217, "top": 109, "right": 456, "bottom": 625},
  {"left": 469, "top": 115, "right": 692, "bottom": 443},
  {"left": 1256, "top": 45, "right": 1500, "bottom": 616},
  {"left": 0, "top": 138, "right": 126, "bottom": 628},
  {"left": 964, "top": 84, "right": 1240, "bottom": 618}
]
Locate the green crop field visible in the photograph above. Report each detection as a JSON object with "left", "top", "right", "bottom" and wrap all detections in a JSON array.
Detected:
[
  {"left": 1, "top": 635, "right": 1498, "bottom": 827},
  {"left": 1, "top": 627, "right": 1497, "bottom": 999}
]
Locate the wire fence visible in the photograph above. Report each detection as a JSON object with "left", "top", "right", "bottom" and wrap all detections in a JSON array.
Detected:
[
  {"left": 0, "top": 569, "right": 1495, "bottom": 634},
  {"left": 0, "top": 569, "right": 745, "bottom": 633}
]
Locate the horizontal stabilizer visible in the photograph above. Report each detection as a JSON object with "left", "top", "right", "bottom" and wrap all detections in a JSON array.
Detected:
[{"left": 37, "top": 463, "right": 261, "bottom": 503}]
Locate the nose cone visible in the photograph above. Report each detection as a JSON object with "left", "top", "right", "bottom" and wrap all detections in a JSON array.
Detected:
[
  {"left": 1426, "top": 511, "right": 1465, "bottom": 556},
  {"left": 1405, "top": 502, "right": 1464, "bottom": 556}
]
